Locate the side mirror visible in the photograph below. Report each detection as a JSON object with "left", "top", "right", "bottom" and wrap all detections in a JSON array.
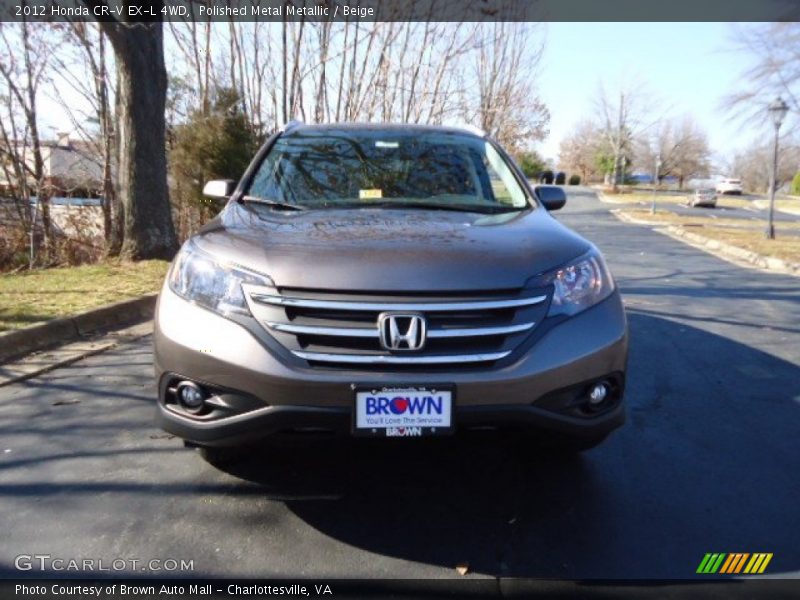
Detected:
[
  {"left": 535, "top": 185, "right": 567, "bottom": 211},
  {"left": 202, "top": 179, "right": 236, "bottom": 199}
]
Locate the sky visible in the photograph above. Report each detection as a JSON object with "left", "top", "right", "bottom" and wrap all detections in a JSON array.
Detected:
[{"left": 536, "top": 22, "right": 758, "bottom": 170}]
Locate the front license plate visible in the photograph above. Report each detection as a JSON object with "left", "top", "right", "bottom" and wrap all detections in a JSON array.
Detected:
[{"left": 353, "top": 386, "right": 454, "bottom": 437}]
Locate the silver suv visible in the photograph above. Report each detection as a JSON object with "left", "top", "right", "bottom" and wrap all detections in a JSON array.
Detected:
[{"left": 154, "top": 123, "right": 627, "bottom": 465}]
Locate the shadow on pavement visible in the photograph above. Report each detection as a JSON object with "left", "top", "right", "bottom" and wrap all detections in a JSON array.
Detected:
[
  {"left": 205, "top": 311, "right": 800, "bottom": 578},
  {"left": 0, "top": 313, "right": 798, "bottom": 578}
]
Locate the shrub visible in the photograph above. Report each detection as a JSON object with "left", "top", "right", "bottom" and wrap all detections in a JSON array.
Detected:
[
  {"left": 791, "top": 171, "right": 800, "bottom": 196},
  {"left": 516, "top": 151, "right": 547, "bottom": 179},
  {"left": 0, "top": 223, "right": 30, "bottom": 272},
  {"left": 568, "top": 174, "right": 581, "bottom": 186},
  {"left": 170, "top": 87, "right": 262, "bottom": 238}
]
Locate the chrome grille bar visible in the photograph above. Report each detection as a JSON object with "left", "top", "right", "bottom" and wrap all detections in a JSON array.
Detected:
[
  {"left": 266, "top": 321, "right": 535, "bottom": 338},
  {"left": 292, "top": 350, "right": 511, "bottom": 365},
  {"left": 249, "top": 293, "right": 547, "bottom": 312},
  {"left": 267, "top": 322, "right": 377, "bottom": 337},
  {"left": 242, "top": 284, "right": 545, "bottom": 368},
  {"left": 429, "top": 323, "right": 534, "bottom": 338}
]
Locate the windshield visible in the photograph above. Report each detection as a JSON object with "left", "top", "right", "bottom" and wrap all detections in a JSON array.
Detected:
[{"left": 245, "top": 129, "right": 530, "bottom": 212}]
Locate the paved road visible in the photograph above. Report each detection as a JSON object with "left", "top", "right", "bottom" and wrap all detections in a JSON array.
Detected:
[
  {"left": 1, "top": 190, "right": 799, "bottom": 580},
  {"left": 633, "top": 191, "right": 800, "bottom": 228}
]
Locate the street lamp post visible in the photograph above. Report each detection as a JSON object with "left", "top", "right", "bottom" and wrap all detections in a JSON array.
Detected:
[
  {"left": 650, "top": 154, "right": 662, "bottom": 215},
  {"left": 766, "top": 97, "right": 789, "bottom": 240}
]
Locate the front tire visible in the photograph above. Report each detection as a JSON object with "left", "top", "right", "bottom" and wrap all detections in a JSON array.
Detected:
[{"left": 198, "top": 445, "right": 250, "bottom": 468}]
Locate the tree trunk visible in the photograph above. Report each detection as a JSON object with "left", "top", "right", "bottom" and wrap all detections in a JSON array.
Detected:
[
  {"left": 102, "top": 146, "right": 123, "bottom": 256},
  {"left": 109, "top": 74, "right": 125, "bottom": 255},
  {"left": 96, "top": 30, "right": 123, "bottom": 256},
  {"left": 106, "top": 22, "right": 177, "bottom": 260}
]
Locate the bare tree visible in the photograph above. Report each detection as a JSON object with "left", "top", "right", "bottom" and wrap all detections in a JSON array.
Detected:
[
  {"left": 466, "top": 22, "right": 549, "bottom": 152},
  {"left": 51, "top": 22, "right": 123, "bottom": 254},
  {"left": 3, "top": 15, "right": 562, "bottom": 271},
  {"left": 168, "top": 18, "right": 214, "bottom": 116},
  {"left": 730, "top": 137, "right": 800, "bottom": 193},
  {"left": 637, "top": 116, "right": 712, "bottom": 189},
  {"left": 132, "top": 19, "right": 556, "bottom": 248},
  {"left": 558, "top": 120, "right": 602, "bottom": 183},
  {"left": 166, "top": 20, "right": 548, "bottom": 141},
  {"left": 0, "top": 22, "right": 56, "bottom": 266},
  {"left": 594, "top": 80, "right": 655, "bottom": 190},
  {"left": 724, "top": 23, "right": 800, "bottom": 130}
]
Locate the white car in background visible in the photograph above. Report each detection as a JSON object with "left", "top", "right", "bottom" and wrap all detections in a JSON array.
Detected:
[
  {"left": 716, "top": 178, "right": 743, "bottom": 195},
  {"left": 691, "top": 188, "right": 717, "bottom": 208}
]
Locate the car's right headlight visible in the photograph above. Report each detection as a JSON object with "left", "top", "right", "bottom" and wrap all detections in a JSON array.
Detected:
[
  {"left": 527, "top": 248, "right": 616, "bottom": 317},
  {"left": 168, "top": 239, "right": 272, "bottom": 317}
]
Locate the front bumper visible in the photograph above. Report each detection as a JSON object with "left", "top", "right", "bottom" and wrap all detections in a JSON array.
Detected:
[
  {"left": 155, "top": 400, "right": 625, "bottom": 447},
  {"left": 154, "top": 285, "right": 628, "bottom": 446}
]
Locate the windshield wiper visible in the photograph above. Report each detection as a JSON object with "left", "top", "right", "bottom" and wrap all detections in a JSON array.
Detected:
[
  {"left": 240, "top": 195, "right": 304, "bottom": 211},
  {"left": 334, "top": 201, "right": 522, "bottom": 214}
]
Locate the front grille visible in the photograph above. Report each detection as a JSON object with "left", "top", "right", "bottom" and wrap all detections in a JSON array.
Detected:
[{"left": 242, "top": 284, "right": 549, "bottom": 369}]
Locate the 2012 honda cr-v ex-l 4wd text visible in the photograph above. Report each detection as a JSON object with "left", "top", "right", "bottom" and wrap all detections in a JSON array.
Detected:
[{"left": 154, "top": 122, "right": 628, "bottom": 464}]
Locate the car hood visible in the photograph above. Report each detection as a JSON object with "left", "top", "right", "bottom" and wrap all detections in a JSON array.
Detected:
[{"left": 193, "top": 203, "right": 590, "bottom": 291}]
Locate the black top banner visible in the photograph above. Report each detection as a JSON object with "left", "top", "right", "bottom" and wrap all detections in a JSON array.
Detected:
[{"left": 1, "top": 0, "right": 799, "bottom": 23}]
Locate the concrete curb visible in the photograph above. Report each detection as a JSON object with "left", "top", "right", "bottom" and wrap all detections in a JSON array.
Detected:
[
  {"left": 608, "top": 209, "right": 655, "bottom": 226},
  {"left": 0, "top": 321, "right": 154, "bottom": 388},
  {"left": 658, "top": 225, "right": 800, "bottom": 277},
  {"left": 0, "top": 293, "right": 158, "bottom": 364},
  {"left": 608, "top": 208, "right": 800, "bottom": 278},
  {"left": 595, "top": 190, "right": 636, "bottom": 205}
]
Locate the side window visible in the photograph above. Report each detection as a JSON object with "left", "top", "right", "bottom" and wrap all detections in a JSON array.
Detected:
[{"left": 483, "top": 143, "right": 528, "bottom": 207}]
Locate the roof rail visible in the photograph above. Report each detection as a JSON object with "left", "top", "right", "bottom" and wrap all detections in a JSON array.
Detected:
[
  {"left": 280, "top": 120, "right": 304, "bottom": 133},
  {"left": 455, "top": 123, "right": 487, "bottom": 138}
]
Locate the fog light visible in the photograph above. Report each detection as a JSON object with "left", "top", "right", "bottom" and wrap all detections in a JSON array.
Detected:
[
  {"left": 588, "top": 382, "right": 608, "bottom": 405},
  {"left": 176, "top": 381, "right": 206, "bottom": 414}
]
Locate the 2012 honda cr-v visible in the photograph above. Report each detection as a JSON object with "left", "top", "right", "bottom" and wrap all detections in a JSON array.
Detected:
[{"left": 153, "top": 122, "right": 628, "bottom": 465}]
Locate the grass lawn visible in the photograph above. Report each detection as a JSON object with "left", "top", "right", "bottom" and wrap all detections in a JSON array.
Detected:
[
  {"left": 0, "top": 260, "right": 170, "bottom": 332},
  {"left": 600, "top": 191, "right": 692, "bottom": 206},
  {"left": 698, "top": 228, "right": 800, "bottom": 264},
  {"left": 618, "top": 208, "right": 800, "bottom": 266},
  {"left": 752, "top": 196, "right": 800, "bottom": 215}
]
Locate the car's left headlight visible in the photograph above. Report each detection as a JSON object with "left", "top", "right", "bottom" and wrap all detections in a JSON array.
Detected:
[
  {"left": 168, "top": 239, "right": 272, "bottom": 317},
  {"left": 528, "top": 248, "right": 616, "bottom": 317}
]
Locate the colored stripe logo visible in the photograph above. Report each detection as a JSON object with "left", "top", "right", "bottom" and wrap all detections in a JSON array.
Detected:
[{"left": 696, "top": 553, "right": 773, "bottom": 574}]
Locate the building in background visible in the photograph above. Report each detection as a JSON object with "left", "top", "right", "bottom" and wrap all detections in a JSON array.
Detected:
[{"left": 0, "top": 132, "right": 104, "bottom": 199}]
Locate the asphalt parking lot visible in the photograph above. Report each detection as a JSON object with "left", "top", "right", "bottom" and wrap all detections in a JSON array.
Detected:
[{"left": 1, "top": 189, "right": 798, "bottom": 579}]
